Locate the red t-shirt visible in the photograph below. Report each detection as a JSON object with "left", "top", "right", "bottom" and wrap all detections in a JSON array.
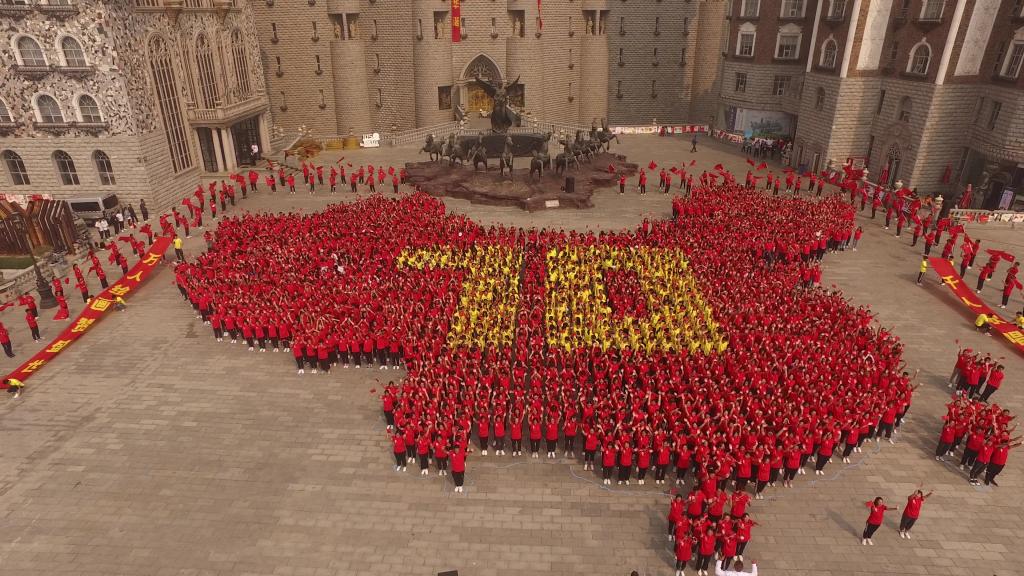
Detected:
[
  {"left": 865, "top": 502, "right": 891, "bottom": 525},
  {"left": 904, "top": 495, "right": 924, "bottom": 519}
]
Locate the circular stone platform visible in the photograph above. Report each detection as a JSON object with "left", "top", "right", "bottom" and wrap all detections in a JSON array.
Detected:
[{"left": 405, "top": 152, "right": 639, "bottom": 211}]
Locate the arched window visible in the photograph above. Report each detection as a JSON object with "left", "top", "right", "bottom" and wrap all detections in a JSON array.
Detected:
[
  {"left": 231, "top": 29, "right": 252, "bottom": 100},
  {"left": 53, "top": 150, "right": 79, "bottom": 185},
  {"left": 0, "top": 99, "right": 12, "bottom": 123},
  {"left": 17, "top": 36, "right": 47, "bottom": 67},
  {"left": 909, "top": 43, "right": 930, "bottom": 75},
  {"left": 93, "top": 150, "right": 115, "bottom": 185},
  {"left": 149, "top": 36, "right": 193, "bottom": 173},
  {"left": 820, "top": 39, "right": 838, "bottom": 69},
  {"left": 60, "top": 36, "right": 87, "bottom": 67},
  {"left": 195, "top": 34, "right": 220, "bottom": 108},
  {"left": 2, "top": 151, "right": 30, "bottom": 185},
  {"left": 35, "top": 94, "right": 64, "bottom": 123},
  {"left": 898, "top": 96, "right": 912, "bottom": 122},
  {"left": 77, "top": 95, "right": 102, "bottom": 123}
]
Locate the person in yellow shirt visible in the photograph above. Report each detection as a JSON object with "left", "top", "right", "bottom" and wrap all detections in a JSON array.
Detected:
[
  {"left": 917, "top": 256, "right": 928, "bottom": 285},
  {"left": 974, "top": 313, "right": 991, "bottom": 335},
  {"left": 173, "top": 236, "right": 185, "bottom": 262},
  {"left": 5, "top": 377, "right": 24, "bottom": 399}
]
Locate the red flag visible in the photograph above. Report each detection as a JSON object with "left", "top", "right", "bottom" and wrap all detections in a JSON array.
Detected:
[
  {"left": 689, "top": 160, "right": 697, "bottom": 166},
  {"left": 451, "top": 0, "right": 461, "bottom": 42},
  {"left": 756, "top": 162, "right": 767, "bottom": 171},
  {"left": 746, "top": 158, "right": 755, "bottom": 167},
  {"left": 941, "top": 164, "right": 952, "bottom": 184},
  {"left": 713, "top": 163, "right": 724, "bottom": 172},
  {"left": 648, "top": 161, "right": 658, "bottom": 170}
]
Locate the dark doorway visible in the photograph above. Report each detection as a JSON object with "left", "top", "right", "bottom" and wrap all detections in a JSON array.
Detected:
[
  {"left": 231, "top": 116, "right": 260, "bottom": 166},
  {"left": 197, "top": 128, "right": 218, "bottom": 172},
  {"left": 983, "top": 180, "right": 1006, "bottom": 210}
]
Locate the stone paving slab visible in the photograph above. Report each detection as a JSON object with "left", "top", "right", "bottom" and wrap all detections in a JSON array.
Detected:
[{"left": 0, "top": 134, "right": 1021, "bottom": 576}]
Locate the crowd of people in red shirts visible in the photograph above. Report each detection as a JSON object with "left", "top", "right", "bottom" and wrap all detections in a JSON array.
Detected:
[
  {"left": 935, "top": 394, "right": 1020, "bottom": 486},
  {"left": 175, "top": 162, "right": 932, "bottom": 567}
]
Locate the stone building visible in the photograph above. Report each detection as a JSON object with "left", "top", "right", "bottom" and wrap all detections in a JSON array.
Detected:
[
  {"left": 719, "top": 0, "right": 1024, "bottom": 203},
  {"left": 0, "top": 0, "right": 271, "bottom": 212},
  {"left": 250, "top": 0, "right": 728, "bottom": 136}
]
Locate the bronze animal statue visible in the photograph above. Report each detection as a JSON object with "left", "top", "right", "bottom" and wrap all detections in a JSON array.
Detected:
[
  {"left": 421, "top": 134, "right": 443, "bottom": 162},
  {"left": 499, "top": 136, "right": 514, "bottom": 178},
  {"left": 476, "top": 75, "right": 523, "bottom": 134},
  {"left": 529, "top": 150, "right": 545, "bottom": 179},
  {"left": 443, "top": 134, "right": 465, "bottom": 166}
]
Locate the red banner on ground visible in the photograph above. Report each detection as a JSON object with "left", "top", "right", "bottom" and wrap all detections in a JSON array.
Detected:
[
  {"left": 1, "top": 237, "right": 172, "bottom": 388},
  {"left": 929, "top": 257, "right": 1024, "bottom": 354},
  {"left": 451, "top": 0, "right": 461, "bottom": 42}
]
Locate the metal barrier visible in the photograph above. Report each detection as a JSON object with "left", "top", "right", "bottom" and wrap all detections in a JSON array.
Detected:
[{"left": 950, "top": 208, "right": 1024, "bottom": 227}]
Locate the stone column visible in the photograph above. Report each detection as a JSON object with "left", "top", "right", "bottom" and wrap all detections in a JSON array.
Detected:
[
  {"left": 221, "top": 128, "right": 237, "bottom": 171},
  {"left": 258, "top": 113, "right": 272, "bottom": 154},
  {"left": 210, "top": 128, "right": 224, "bottom": 173}
]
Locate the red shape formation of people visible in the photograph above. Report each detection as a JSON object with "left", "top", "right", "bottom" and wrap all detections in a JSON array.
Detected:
[{"left": 176, "top": 182, "right": 919, "bottom": 496}]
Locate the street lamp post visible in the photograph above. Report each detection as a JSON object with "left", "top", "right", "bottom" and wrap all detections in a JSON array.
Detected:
[{"left": 10, "top": 213, "right": 57, "bottom": 309}]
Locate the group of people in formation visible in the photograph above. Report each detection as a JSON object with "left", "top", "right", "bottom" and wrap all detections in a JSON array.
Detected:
[
  {"left": 860, "top": 488, "right": 934, "bottom": 545},
  {"left": 849, "top": 175, "right": 1024, "bottom": 310},
  {"left": 175, "top": 161, "right": 924, "bottom": 520},
  {"left": 667, "top": 487, "right": 757, "bottom": 576},
  {"left": 935, "top": 395, "right": 1020, "bottom": 486}
]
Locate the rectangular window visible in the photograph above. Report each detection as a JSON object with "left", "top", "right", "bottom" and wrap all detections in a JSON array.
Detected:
[
  {"left": 433, "top": 12, "right": 447, "bottom": 39},
  {"left": 993, "top": 41, "right": 1007, "bottom": 75},
  {"left": 508, "top": 10, "right": 525, "bottom": 37},
  {"left": 738, "top": 32, "right": 755, "bottom": 56},
  {"left": 599, "top": 11, "right": 608, "bottom": 35},
  {"left": 828, "top": 0, "right": 846, "bottom": 18},
  {"left": 987, "top": 101, "right": 1001, "bottom": 130},
  {"left": 876, "top": 89, "right": 886, "bottom": 114},
  {"left": 438, "top": 85, "right": 452, "bottom": 110},
  {"left": 921, "top": 0, "right": 943, "bottom": 20},
  {"left": 741, "top": 0, "right": 760, "bottom": 18},
  {"left": 772, "top": 75, "right": 791, "bottom": 96},
  {"left": 782, "top": 0, "right": 804, "bottom": 17},
  {"left": 1003, "top": 43, "right": 1024, "bottom": 79},
  {"left": 777, "top": 34, "right": 800, "bottom": 59},
  {"left": 974, "top": 96, "right": 985, "bottom": 123},
  {"left": 346, "top": 14, "right": 359, "bottom": 40},
  {"left": 735, "top": 72, "right": 747, "bottom": 92}
]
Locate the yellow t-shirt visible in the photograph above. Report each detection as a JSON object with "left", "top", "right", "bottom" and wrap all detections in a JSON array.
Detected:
[
  {"left": 919, "top": 260, "right": 928, "bottom": 273},
  {"left": 974, "top": 313, "right": 988, "bottom": 327},
  {"left": 173, "top": 238, "right": 183, "bottom": 249}
]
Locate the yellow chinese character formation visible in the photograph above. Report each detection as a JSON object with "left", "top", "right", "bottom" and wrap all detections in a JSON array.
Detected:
[
  {"left": 545, "top": 246, "right": 725, "bottom": 354},
  {"left": 109, "top": 285, "right": 131, "bottom": 297},
  {"left": 45, "top": 339, "right": 73, "bottom": 354},
  {"left": 89, "top": 298, "right": 113, "bottom": 312},
  {"left": 23, "top": 359, "right": 47, "bottom": 373},
  {"left": 399, "top": 246, "right": 523, "bottom": 348},
  {"left": 1003, "top": 330, "right": 1024, "bottom": 346},
  {"left": 71, "top": 318, "right": 96, "bottom": 333}
]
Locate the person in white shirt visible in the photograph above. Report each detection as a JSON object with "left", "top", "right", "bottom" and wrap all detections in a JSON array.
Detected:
[{"left": 716, "top": 559, "right": 757, "bottom": 576}]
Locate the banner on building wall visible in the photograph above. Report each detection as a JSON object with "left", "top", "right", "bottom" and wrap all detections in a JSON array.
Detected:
[
  {"left": 725, "top": 107, "right": 795, "bottom": 139},
  {"left": 929, "top": 257, "right": 1024, "bottom": 355},
  {"left": 452, "top": 0, "right": 461, "bottom": 42},
  {"left": 0, "top": 237, "right": 172, "bottom": 389},
  {"left": 610, "top": 125, "right": 708, "bottom": 135},
  {"left": 537, "top": 0, "right": 543, "bottom": 31}
]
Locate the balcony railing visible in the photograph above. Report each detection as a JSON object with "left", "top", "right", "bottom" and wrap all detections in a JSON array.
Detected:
[
  {"left": 33, "top": 121, "right": 73, "bottom": 133},
  {"left": 12, "top": 64, "right": 51, "bottom": 78},
  {"left": 36, "top": 2, "right": 78, "bottom": 16},
  {"left": 75, "top": 121, "right": 109, "bottom": 133},
  {"left": 0, "top": 121, "right": 20, "bottom": 134},
  {"left": 186, "top": 95, "right": 267, "bottom": 124},
  {"left": 55, "top": 64, "right": 95, "bottom": 76},
  {"left": 0, "top": 3, "right": 32, "bottom": 17}
]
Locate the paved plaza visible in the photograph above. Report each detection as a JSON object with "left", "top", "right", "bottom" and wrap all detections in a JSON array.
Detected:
[{"left": 0, "top": 135, "right": 1021, "bottom": 576}]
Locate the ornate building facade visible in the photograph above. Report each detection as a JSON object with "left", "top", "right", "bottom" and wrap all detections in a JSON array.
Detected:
[
  {"left": 2, "top": 0, "right": 1020, "bottom": 207},
  {"left": 0, "top": 0, "right": 270, "bottom": 211},
  {"left": 719, "top": 0, "right": 1024, "bottom": 204},
  {"left": 249, "top": 0, "right": 729, "bottom": 136}
]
